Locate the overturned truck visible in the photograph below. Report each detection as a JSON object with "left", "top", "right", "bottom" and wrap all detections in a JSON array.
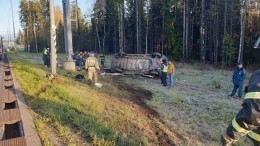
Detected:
[{"left": 110, "top": 53, "right": 167, "bottom": 76}]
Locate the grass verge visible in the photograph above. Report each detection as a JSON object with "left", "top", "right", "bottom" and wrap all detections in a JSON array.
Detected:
[{"left": 9, "top": 52, "right": 151, "bottom": 146}]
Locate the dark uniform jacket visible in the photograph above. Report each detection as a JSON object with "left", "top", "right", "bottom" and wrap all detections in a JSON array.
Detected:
[{"left": 232, "top": 67, "right": 246, "bottom": 85}]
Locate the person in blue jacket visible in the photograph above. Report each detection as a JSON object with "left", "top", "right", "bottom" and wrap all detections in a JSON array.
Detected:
[{"left": 229, "top": 62, "right": 246, "bottom": 98}]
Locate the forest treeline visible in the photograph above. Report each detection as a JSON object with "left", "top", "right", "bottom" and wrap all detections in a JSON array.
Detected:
[{"left": 17, "top": 0, "right": 260, "bottom": 66}]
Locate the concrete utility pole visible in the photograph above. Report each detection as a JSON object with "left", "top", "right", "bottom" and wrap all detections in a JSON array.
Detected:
[
  {"left": 62, "top": 0, "right": 75, "bottom": 70},
  {"left": 63, "top": 0, "right": 73, "bottom": 61},
  {"left": 49, "top": 0, "right": 57, "bottom": 75},
  {"left": 62, "top": 0, "right": 68, "bottom": 56},
  {"left": 10, "top": 0, "right": 15, "bottom": 39},
  {"left": 75, "top": 0, "right": 78, "bottom": 29}
]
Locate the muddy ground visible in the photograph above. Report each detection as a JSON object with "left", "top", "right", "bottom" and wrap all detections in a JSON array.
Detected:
[{"left": 112, "top": 79, "right": 177, "bottom": 146}]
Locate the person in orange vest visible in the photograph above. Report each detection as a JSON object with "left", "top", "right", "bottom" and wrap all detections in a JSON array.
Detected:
[{"left": 167, "top": 61, "right": 175, "bottom": 88}]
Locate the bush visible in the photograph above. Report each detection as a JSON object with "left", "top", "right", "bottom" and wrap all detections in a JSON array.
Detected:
[
  {"left": 8, "top": 46, "right": 16, "bottom": 52},
  {"left": 212, "top": 80, "right": 221, "bottom": 89}
]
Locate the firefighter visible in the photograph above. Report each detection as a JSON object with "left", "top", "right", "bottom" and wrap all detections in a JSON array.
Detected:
[
  {"left": 85, "top": 51, "right": 100, "bottom": 83},
  {"left": 221, "top": 69, "right": 260, "bottom": 146}
]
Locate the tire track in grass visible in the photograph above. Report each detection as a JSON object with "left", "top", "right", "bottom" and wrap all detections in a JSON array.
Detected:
[{"left": 113, "top": 79, "right": 182, "bottom": 146}]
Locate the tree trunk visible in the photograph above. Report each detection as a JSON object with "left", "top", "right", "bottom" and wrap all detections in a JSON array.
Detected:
[
  {"left": 238, "top": 0, "right": 247, "bottom": 63},
  {"left": 182, "top": 0, "right": 186, "bottom": 60},
  {"left": 136, "top": 0, "right": 139, "bottom": 54},
  {"left": 214, "top": 0, "right": 219, "bottom": 65},
  {"left": 162, "top": 0, "right": 165, "bottom": 55},
  {"left": 222, "top": 0, "right": 228, "bottom": 66},
  {"left": 102, "top": 22, "right": 106, "bottom": 55},
  {"left": 33, "top": 15, "right": 38, "bottom": 53},
  {"left": 95, "top": 19, "right": 101, "bottom": 54},
  {"left": 119, "top": 0, "right": 124, "bottom": 53},
  {"left": 27, "top": 24, "right": 29, "bottom": 53},
  {"left": 200, "top": 0, "right": 205, "bottom": 63},
  {"left": 114, "top": 20, "right": 117, "bottom": 53},
  {"left": 185, "top": 0, "right": 189, "bottom": 59},
  {"left": 230, "top": 0, "right": 233, "bottom": 39},
  {"left": 145, "top": 0, "right": 149, "bottom": 54},
  {"left": 190, "top": 0, "right": 196, "bottom": 60}
]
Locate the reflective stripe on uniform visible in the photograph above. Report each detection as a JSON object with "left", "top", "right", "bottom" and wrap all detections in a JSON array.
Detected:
[
  {"left": 232, "top": 118, "right": 250, "bottom": 134},
  {"left": 244, "top": 92, "right": 260, "bottom": 99},
  {"left": 248, "top": 131, "right": 260, "bottom": 142}
]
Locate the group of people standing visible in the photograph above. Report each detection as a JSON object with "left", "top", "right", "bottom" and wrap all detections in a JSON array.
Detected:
[
  {"left": 72, "top": 51, "right": 89, "bottom": 69},
  {"left": 160, "top": 59, "right": 175, "bottom": 88},
  {"left": 42, "top": 49, "right": 100, "bottom": 84}
]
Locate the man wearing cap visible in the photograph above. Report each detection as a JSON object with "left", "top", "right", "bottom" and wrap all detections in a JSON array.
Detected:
[
  {"left": 85, "top": 51, "right": 100, "bottom": 83},
  {"left": 229, "top": 62, "right": 246, "bottom": 98}
]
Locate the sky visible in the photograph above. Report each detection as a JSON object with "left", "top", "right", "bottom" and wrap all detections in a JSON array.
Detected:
[{"left": 0, "top": 0, "right": 95, "bottom": 40}]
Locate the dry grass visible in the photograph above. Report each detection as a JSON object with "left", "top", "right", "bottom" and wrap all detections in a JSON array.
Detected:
[{"left": 9, "top": 51, "right": 179, "bottom": 146}]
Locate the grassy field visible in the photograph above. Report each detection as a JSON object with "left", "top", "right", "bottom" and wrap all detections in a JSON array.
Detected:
[
  {"left": 121, "top": 63, "right": 253, "bottom": 146},
  {"left": 9, "top": 51, "right": 254, "bottom": 146}
]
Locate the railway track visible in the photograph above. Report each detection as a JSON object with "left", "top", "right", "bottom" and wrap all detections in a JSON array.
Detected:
[{"left": 0, "top": 53, "right": 41, "bottom": 146}]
